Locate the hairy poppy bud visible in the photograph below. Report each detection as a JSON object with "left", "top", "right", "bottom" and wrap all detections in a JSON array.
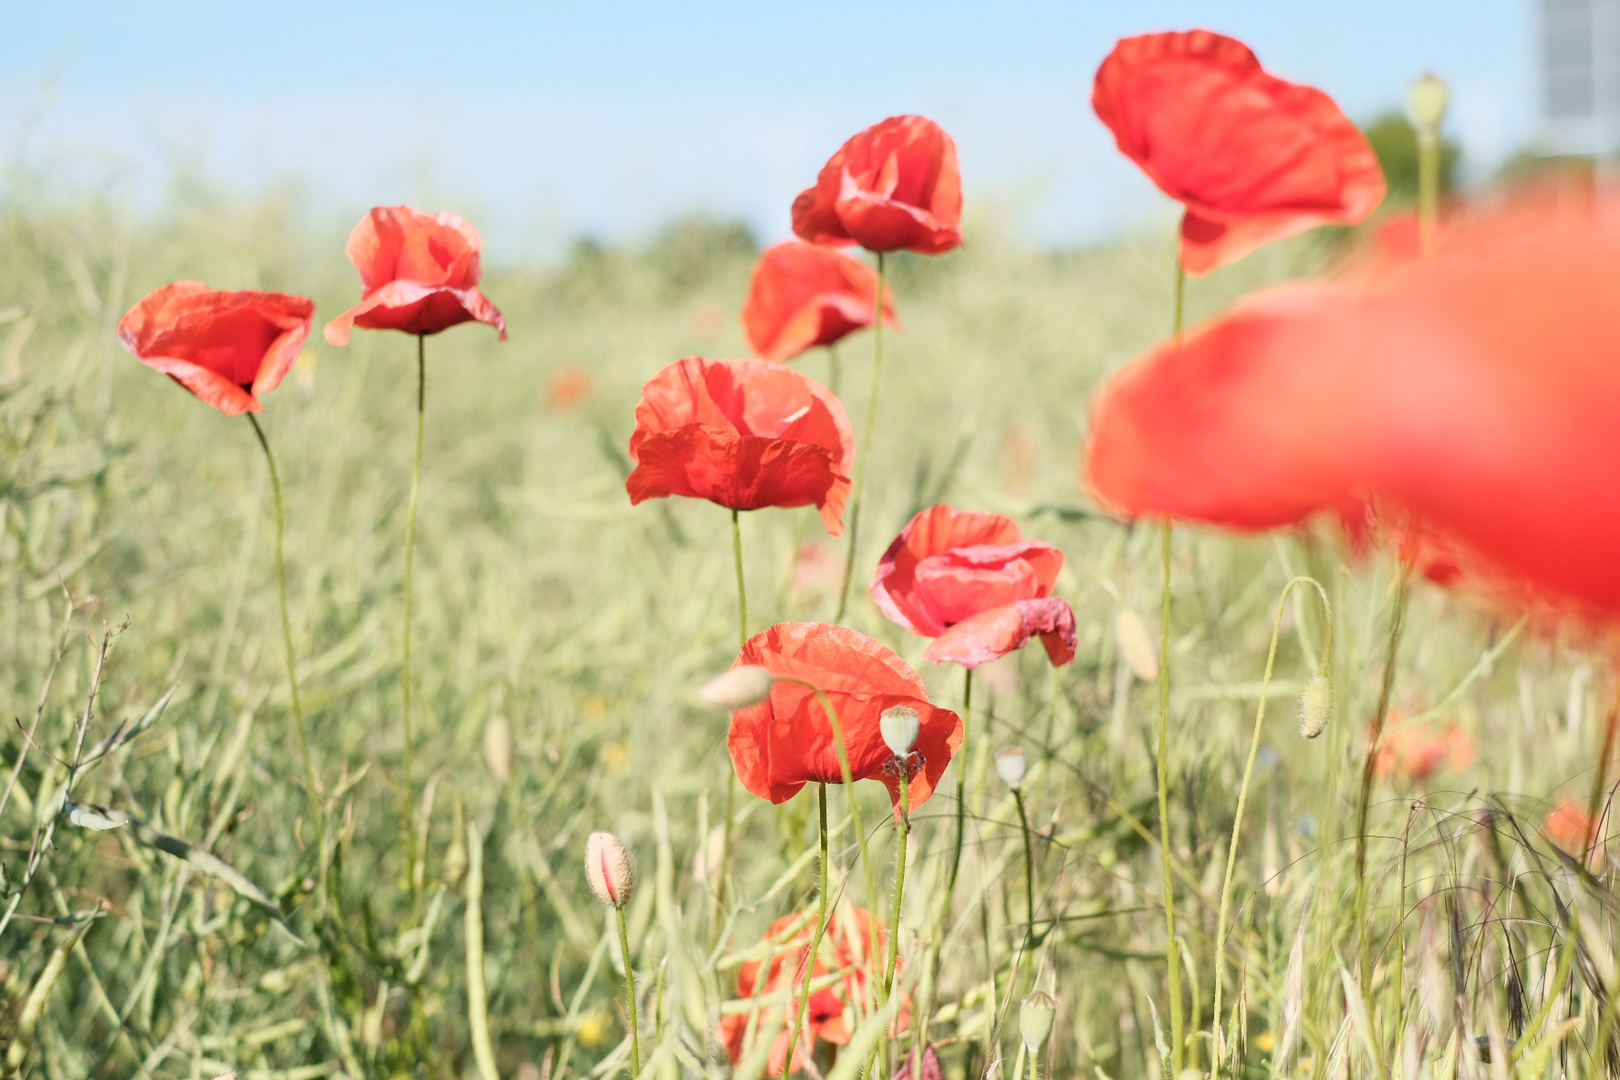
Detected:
[
  {"left": 1114, "top": 608, "right": 1159, "bottom": 682},
  {"left": 1408, "top": 73, "right": 1449, "bottom": 135},
  {"left": 1297, "top": 673, "right": 1333, "bottom": 740},
  {"left": 483, "top": 717, "right": 513, "bottom": 785},
  {"left": 700, "top": 665, "right": 774, "bottom": 709},
  {"left": 585, "top": 831, "right": 636, "bottom": 909},
  {"left": 995, "top": 746, "right": 1028, "bottom": 790},
  {"left": 880, "top": 706, "right": 920, "bottom": 756},
  {"left": 1020, "top": 990, "right": 1057, "bottom": 1051}
]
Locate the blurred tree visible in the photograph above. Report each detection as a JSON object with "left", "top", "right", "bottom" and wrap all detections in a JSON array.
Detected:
[{"left": 1362, "top": 112, "right": 1461, "bottom": 203}]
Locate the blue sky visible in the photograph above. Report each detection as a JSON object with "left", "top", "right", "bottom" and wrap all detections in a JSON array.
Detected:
[{"left": 4, "top": 1, "right": 1536, "bottom": 254}]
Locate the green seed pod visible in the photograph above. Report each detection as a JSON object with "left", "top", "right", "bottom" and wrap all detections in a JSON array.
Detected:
[
  {"left": 1020, "top": 990, "right": 1057, "bottom": 1052},
  {"left": 1297, "top": 673, "right": 1333, "bottom": 740}
]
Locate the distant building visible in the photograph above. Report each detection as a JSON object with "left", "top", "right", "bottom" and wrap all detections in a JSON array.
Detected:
[{"left": 1541, "top": 0, "right": 1620, "bottom": 154}]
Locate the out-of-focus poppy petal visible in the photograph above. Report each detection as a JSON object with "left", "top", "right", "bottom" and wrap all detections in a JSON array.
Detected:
[
  {"left": 1093, "top": 30, "right": 1384, "bottom": 275},
  {"left": 924, "top": 597, "right": 1078, "bottom": 669},
  {"left": 322, "top": 280, "right": 507, "bottom": 345},
  {"left": 742, "top": 242, "right": 898, "bottom": 362},
  {"left": 118, "top": 282, "right": 315, "bottom": 416},
  {"left": 793, "top": 116, "right": 964, "bottom": 255}
]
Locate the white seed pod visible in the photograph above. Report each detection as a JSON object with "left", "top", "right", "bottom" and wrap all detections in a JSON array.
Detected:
[
  {"left": 1114, "top": 608, "right": 1159, "bottom": 682},
  {"left": 585, "top": 831, "right": 637, "bottom": 909},
  {"left": 483, "top": 717, "right": 513, "bottom": 785},
  {"left": 700, "top": 665, "right": 774, "bottom": 709},
  {"left": 995, "top": 746, "right": 1028, "bottom": 790},
  {"left": 1408, "top": 73, "right": 1449, "bottom": 134},
  {"left": 1297, "top": 673, "right": 1333, "bottom": 740},
  {"left": 880, "top": 706, "right": 920, "bottom": 756},
  {"left": 1020, "top": 990, "right": 1057, "bottom": 1052}
]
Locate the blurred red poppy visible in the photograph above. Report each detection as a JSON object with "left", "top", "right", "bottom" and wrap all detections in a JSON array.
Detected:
[
  {"left": 1371, "top": 718, "right": 1474, "bottom": 784},
  {"left": 1085, "top": 197, "right": 1620, "bottom": 616},
  {"left": 1093, "top": 30, "right": 1384, "bottom": 275},
  {"left": 721, "top": 906, "right": 902, "bottom": 1075},
  {"left": 726, "top": 622, "right": 962, "bottom": 812},
  {"left": 1543, "top": 800, "right": 1600, "bottom": 859},
  {"left": 323, "top": 205, "right": 507, "bottom": 345},
  {"left": 792, "top": 115, "right": 963, "bottom": 255},
  {"left": 871, "top": 505, "right": 1077, "bottom": 669},
  {"left": 743, "top": 242, "right": 898, "bottom": 362},
  {"left": 627, "top": 358, "right": 855, "bottom": 535},
  {"left": 545, "top": 366, "right": 591, "bottom": 413},
  {"left": 118, "top": 282, "right": 315, "bottom": 416}
]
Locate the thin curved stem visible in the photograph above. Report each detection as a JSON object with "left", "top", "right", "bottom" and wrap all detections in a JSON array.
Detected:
[
  {"left": 885, "top": 771, "right": 909, "bottom": 996},
  {"left": 1155, "top": 520, "right": 1183, "bottom": 1074},
  {"left": 1014, "top": 787, "right": 1036, "bottom": 993},
  {"left": 732, "top": 509, "right": 748, "bottom": 650},
  {"left": 400, "top": 334, "right": 427, "bottom": 902},
  {"left": 616, "top": 904, "right": 640, "bottom": 1075},
  {"left": 1209, "top": 576, "right": 1331, "bottom": 1078},
  {"left": 834, "top": 251, "right": 885, "bottom": 623},
  {"left": 780, "top": 783, "right": 831, "bottom": 1080}
]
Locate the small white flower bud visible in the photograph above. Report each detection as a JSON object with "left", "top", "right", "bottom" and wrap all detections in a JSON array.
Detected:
[
  {"left": 1020, "top": 990, "right": 1057, "bottom": 1052},
  {"left": 585, "top": 831, "right": 637, "bottom": 909},
  {"left": 1114, "top": 608, "right": 1159, "bottom": 682},
  {"left": 995, "top": 746, "right": 1028, "bottom": 790},
  {"left": 880, "top": 706, "right": 920, "bottom": 756},
  {"left": 700, "top": 665, "right": 774, "bottom": 709},
  {"left": 483, "top": 717, "right": 513, "bottom": 785},
  {"left": 1408, "top": 73, "right": 1449, "bottom": 134},
  {"left": 1297, "top": 673, "right": 1333, "bottom": 740}
]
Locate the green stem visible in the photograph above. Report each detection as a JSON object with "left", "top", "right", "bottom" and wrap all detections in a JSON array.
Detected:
[
  {"left": 1030, "top": 1045, "right": 1040, "bottom": 1080},
  {"left": 732, "top": 508, "right": 748, "bottom": 650},
  {"left": 834, "top": 251, "right": 885, "bottom": 623},
  {"left": 885, "top": 771, "right": 909, "bottom": 996},
  {"left": 1210, "top": 577, "right": 1331, "bottom": 1078},
  {"left": 1417, "top": 131, "right": 1440, "bottom": 256},
  {"left": 827, "top": 342, "right": 843, "bottom": 398},
  {"left": 780, "top": 783, "right": 831, "bottom": 1080},
  {"left": 616, "top": 904, "right": 640, "bottom": 1076},
  {"left": 1155, "top": 520, "right": 1183, "bottom": 1075},
  {"left": 1014, "top": 787, "right": 1036, "bottom": 993},
  {"left": 401, "top": 333, "right": 427, "bottom": 902},
  {"left": 945, "top": 668, "right": 972, "bottom": 905}
]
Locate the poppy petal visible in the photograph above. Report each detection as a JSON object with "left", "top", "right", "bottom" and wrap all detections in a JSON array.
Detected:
[{"left": 923, "top": 597, "right": 1078, "bottom": 669}]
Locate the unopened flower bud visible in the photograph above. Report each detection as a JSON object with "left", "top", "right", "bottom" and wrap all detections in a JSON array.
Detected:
[
  {"left": 700, "top": 665, "right": 774, "bottom": 709},
  {"left": 483, "top": 717, "right": 513, "bottom": 785},
  {"left": 1297, "top": 673, "right": 1333, "bottom": 740},
  {"left": 1408, "top": 73, "right": 1449, "bottom": 134},
  {"left": 1019, "top": 990, "right": 1057, "bottom": 1052},
  {"left": 880, "top": 706, "right": 920, "bottom": 756},
  {"left": 995, "top": 746, "right": 1028, "bottom": 790},
  {"left": 585, "top": 831, "right": 636, "bottom": 908},
  {"left": 1114, "top": 608, "right": 1159, "bottom": 682}
]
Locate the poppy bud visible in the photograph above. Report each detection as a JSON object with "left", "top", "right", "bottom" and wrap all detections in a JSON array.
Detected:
[
  {"left": 700, "top": 665, "right": 774, "bottom": 709},
  {"left": 1019, "top": 990, "right": 1057, "bottom": 1052},
  {"left": 483, "top": 717, "right": 513, "bottom": 785},
  {"left": 1408, "top": 73, "right": 1449, "bottom": 135},
  {"left": 1297, "top": 673, "right": 1333, "bottom": 740},
  {"left": 1114, "top": 608, "right": 1159, "bottom": 682},
  {"left": 995, "top": 746, "right": 1028, "bottom": 790},
  {"left": 880, "top": 706, "right": 920, "bottom": 756},
  {"left": 585, "top": 831, "right": 637, "bottom": 909}
]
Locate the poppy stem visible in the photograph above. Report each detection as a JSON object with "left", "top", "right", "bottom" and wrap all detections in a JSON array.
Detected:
[
  {"left": 1154, "top": 519, "right": 1183, "bottom": 1076},
  {"left": 1209, "top": 577, "right": 1331, "bottom": 1080},
  {"left": 826, "top": 342, "right": 842, "bottom": 398},
  {"left": 401, "top": 333, "right": 427, "bottom": 903},
  {"left": 732, "top": 508, "right": 748, "bottom": 650},
  {"left": 834, "top": 251, "right": 885, "bottom": 623},
  {"left": 945, "top": 667, "right": 972, "bottom": 905},
  {"left": 1013, "top": 787, "right": 1035, "bottom": 993},
  {"left": 245, "top": 414, "right": 321, "bottom": 817},
  {"left": 616, "top": 902, "right": 641, "bottom": 1076},
  {"left": 884, "top": 771, "right": 909, "bottom": 997},
  {"left": 781, "top": 782, "right": 832, "bottom": 1080}
]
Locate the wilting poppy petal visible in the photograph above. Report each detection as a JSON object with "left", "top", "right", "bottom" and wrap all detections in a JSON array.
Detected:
[
  {"left": 924, "top": 597, "right": 1078, "bottom": 670},
  {"left": 871, "top": 505, "right": 1073, "bottom": 668},
  {"left": 1093, "top": 30, "right": 1384, "bottom": 274},
  {"left": 323, "top": 205, "right": 507, "bottom": 344},
  {"left": 792, "top": 116, "right": 964, "bottom": 255},
  {"left": 726, "top": 623, "right": 962, "bottom": 812},
  {"left": 118, "top": 282, "right": 315, "bottom": 415},
  {"left": 742, "top": 241, "right": 898, "bottom": 362},
  {"left": 627, "top": 358, "right": 855, "bottom": 535}
]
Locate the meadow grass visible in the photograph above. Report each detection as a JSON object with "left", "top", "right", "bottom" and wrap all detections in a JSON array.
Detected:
[{"left": 0, "top": 172, "right": 1614, "bottom": 1080}]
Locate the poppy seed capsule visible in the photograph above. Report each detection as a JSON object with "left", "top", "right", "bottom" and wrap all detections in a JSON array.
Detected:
[
  {"left": 880, "top": 706, "right": 920, "bottom": 756},
  {"left": 700, "top": 665, "right": 774, "bottom": 709},
  {"left": 584, "top": 831, "right": 636, "bottom": 909},
  {"left": 1019, "top": 990, "right": 1057, "bottom": 1051},
  {"left": 995, "top": 746, "right": 1028, "bottom": 789},
  {"left": 1297, "top": 673, "right": 1333, "bottom": 740},
  {"left": 1408, "top": 73, "right": 1449, "bottom": 134}
]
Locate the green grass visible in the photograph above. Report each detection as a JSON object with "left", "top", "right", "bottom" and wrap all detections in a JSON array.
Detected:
[{"left": 0, "top": 173, "right": 1613, "bottom": 1080}]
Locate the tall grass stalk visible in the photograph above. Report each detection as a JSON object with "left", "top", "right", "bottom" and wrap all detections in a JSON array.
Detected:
[
  {"left": 400, "top": 332, "right": 428, "bottom": 903},
  {"left": 835, "top": 251, "right": 885, "bottom": 623}
]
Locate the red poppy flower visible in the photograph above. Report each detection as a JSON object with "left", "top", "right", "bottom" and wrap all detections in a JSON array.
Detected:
[
  {"left": 871, "top": 505, "right": 1077, "bottom": 669},
  {"left": 1543, "top": 801, "right": 1600, "bottom": 858},
  {"left": 1093, "top": 30, "right": 1385, "bottom": 275},
  {"left": 323, "top": 205, "right": 507, "bottom": 345},
  {"left": 742, "top": 242, "right": 898, "bottom": 362},
  {"left": 726, "top": 623, "right": 963, "bottom": 812},
  {"left": 1085, "top": 197, "right": 1620, "bottom": 616},
  {"left": 627, "top": 358, "right": 855, "bottom": 535},
  {"left": 1371, "top": 717, "right": 1474, "bottom": 784},
  {"left": 117, "top": 282, "right": 315, "bottom": 416},
  {"left": 721, "top": 906, "right": 901, "bottom": 1075},
  {"left": 792, "top": 115, "right": 963, "bottom": 255}
]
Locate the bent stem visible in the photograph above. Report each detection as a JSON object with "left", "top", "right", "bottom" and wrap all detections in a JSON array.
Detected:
[
  {"left": 1013, "top": 787, "right": 1036, "bottom": 994},
  {"left": 732, "top": 508, "right": 748, "bottom": 650},
  {"left": 780, "top": 783, "right": 832, "bottom": 1080},
  {"left": 616, "top": 904, "right": 641, "bottom": 1076},
  {"left": 1209, "top": 576, "right": 1331, "bottom": 1078},
  {"left": 400, "top": 333, "right": 428, "bottom": 904},
  {"left": 834, "top": 251, "right": 886, "bottom": 623}
]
